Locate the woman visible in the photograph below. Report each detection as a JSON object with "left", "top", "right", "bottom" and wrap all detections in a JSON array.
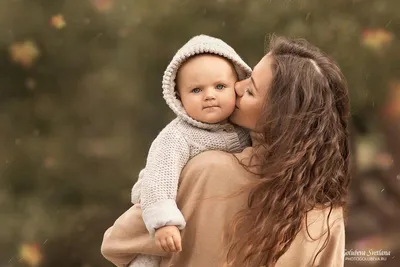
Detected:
[{"left": 101, "top": 35, "right": 350, "bottom": 267}]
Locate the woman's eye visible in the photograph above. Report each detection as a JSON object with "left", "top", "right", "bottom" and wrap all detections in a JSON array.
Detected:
[
  {"left": 216, "top": 84, "right": 226, "bottom": 90},
  {"left": 245, "top": 88, "right": 253, "bottom": 96},
  {"left": 191, "top": 88, "right": 201, "bottom": 93}
]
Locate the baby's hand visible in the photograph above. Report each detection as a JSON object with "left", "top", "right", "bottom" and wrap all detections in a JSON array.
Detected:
[{"left": 155, "top": 225, "right": 182, "bottom": 252}]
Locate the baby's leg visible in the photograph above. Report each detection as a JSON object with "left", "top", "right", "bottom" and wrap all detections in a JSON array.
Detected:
[{"left": 128, "top": 254, "right": 161, "bottom": 267}]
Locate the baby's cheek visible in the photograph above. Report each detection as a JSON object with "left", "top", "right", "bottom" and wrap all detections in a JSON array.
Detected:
[
  {"left": 227, "top": 89, "right": 237, "bottom": 105},
  {"left": 224, "top": 94, "right": 237, "bottom": 114}
]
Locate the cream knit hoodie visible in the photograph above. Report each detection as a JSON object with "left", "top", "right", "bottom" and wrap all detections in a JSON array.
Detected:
[{"left": 131, "top": 35, "right": 252, "bottom": 236}]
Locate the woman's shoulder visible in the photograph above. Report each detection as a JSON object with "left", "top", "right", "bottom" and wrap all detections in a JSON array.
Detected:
[
  {"left": 194, "top": 147, "right": 252, "bottom": 161},
  {"left": 179, "top": 148, "right": 254, "bottom": 184},
  {"left": 184, "top": 150, "right": 236, "bottom": 175},
  {"left": 307, "top": 205, "right": 344, "bottom": 222},
  {"left": 192, "top": 149, "right": 233, "bottom": 161},
  {"left": 185, "top": 147, "right": 253, "bottom": 171},
  {"left": 302, "top": 206, "right": 345, "bottom": 240},
  {"left": 178, "top": 149, "right": 253, "bottom": 202}
]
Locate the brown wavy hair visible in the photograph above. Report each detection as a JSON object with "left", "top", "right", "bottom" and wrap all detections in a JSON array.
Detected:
[{"left": 225, "top": 36, "right": 350, "bottom": 266}]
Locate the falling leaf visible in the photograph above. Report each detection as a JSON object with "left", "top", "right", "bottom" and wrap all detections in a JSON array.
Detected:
[
  {"left": 9, "top": 40, "right": 40, "bottom": 68},
  {"left": 91, "top": 0, "right": 114, "bottom": 12},
  {"left": 361, "top": 28, "right": 394, "bottom": 50},
  {"left": 50, "top": 14, "right": 66, "bottom": 29},
  {"left": 382, "top": 81, "right": 400, "bottom": 120},
  {"left": 19, "top": 243, "right": 42, "bottom": 267}
]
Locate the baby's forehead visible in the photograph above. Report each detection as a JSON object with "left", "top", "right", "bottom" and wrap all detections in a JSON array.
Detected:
[
  {"left": 177, "top": 53, "right": 237, "bottom": 76},
  {"left": 181, "top": 53, "right": 233, "bottom": 65}
]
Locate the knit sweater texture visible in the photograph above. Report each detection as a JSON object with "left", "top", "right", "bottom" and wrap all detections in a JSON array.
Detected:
[{"left": 131, "top": 35, "right": 252, "bottom": 236}]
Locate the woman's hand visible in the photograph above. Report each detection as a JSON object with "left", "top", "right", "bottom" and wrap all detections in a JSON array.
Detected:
[{"left": 155, "top": 225, "right": 182, "bottom": 252}]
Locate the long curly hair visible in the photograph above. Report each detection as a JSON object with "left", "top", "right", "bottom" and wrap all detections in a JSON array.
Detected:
[{"left": 225, "top": 36, "right": 350, "bottom": 267}]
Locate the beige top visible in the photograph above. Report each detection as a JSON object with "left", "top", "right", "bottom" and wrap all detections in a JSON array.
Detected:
[{"left": 101, "top": 148, "right": 345, "bottom": 267}]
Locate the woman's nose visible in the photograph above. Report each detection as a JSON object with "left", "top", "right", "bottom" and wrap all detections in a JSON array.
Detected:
[{"left": 234, "top": 80, "right": 245, "bottom": 97}]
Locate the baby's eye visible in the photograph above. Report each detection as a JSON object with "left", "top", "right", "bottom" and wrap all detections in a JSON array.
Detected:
[
  {"left": 191, "top": 88, "right": 201, "bottom": 93},
  {"left": 216, "top": 84, "right": 226, "bottom": 90},
  {"left": 245, "top": 88, "right": 253, "bottom": 96}
]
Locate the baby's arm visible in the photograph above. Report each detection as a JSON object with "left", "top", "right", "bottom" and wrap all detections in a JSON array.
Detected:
[
  {"left": 131, "top": 169, "right": 144, "bottom": 204},
  {"left": 140, "top": 127, "right": 190, "bottom": 235}
]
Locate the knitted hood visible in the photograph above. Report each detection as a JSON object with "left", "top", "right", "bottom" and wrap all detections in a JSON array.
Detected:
[{"left": 162, "top": 34, "right": 252, "bottom": 130}]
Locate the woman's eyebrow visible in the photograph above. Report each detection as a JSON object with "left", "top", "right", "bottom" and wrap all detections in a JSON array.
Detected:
[{"left": 250, "top": 76, "right": 259, "bottom": 92}]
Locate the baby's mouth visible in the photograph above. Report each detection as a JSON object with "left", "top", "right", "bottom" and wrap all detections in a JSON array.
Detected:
[{"left": 203, "top": 105, "right": 219, "bottom": 109}]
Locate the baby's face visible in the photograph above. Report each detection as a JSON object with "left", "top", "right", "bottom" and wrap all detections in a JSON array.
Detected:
[{"left": 176, "top": 54, "right": 237, "bottom": 124}]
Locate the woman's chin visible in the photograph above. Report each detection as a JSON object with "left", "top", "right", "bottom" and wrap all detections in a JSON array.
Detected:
[{"left": 228, "top": 113, "right": 240, "bottom": 126}]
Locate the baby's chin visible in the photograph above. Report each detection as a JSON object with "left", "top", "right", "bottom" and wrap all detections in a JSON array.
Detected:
[{"left": 196, "top": 114, "right": 231, "bottom": 124}]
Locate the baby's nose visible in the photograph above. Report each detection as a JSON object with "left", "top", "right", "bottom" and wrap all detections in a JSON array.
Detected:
[{"left": 204, "top": 89, "right": 216, "bottom": 100}]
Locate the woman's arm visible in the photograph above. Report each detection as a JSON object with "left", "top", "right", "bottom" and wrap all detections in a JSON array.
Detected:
[
  {"left": 101, "top": 149, "right": 252, "bottom": 267},
  {"left": 101, "top": 205, "right": 170, "bottom": 267}
]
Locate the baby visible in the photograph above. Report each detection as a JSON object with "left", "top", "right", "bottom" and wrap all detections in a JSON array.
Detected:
[{"left": 129, "top": 35, "right": 252, "bottom": 266}]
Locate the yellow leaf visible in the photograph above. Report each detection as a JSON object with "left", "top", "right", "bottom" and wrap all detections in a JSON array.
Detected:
[
  {"left": 50, "top": 14, "right": 66, "bottom": 29},
  {"left": 361, "top": 28, "right": 394, "bottom": 50},
  {"left": 19, "top": 243, "right": 43, "bottom": 267},
  {"left": 9, "top": 40, "right": 40, "bottom": 68}
]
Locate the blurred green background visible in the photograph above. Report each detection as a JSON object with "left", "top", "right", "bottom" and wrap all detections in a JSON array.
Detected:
[{"left": 0, "top": 0, "right": 399, "bottom": 266}]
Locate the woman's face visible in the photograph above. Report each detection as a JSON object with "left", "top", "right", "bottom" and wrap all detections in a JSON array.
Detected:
[{"left": 229, "top": 54, "right": 273, "bottom": 131}]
